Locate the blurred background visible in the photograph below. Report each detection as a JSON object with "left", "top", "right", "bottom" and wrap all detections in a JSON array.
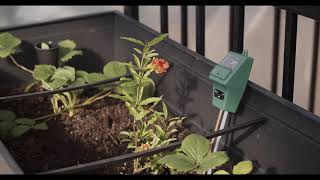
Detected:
[{"left": 0, "top": 6, "right": 319, "bottom": 116}]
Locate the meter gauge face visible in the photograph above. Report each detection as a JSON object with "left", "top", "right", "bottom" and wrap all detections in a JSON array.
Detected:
[
  {"left": 214, "top": 89, "right": 224, "bottom": 100},
  {"left": 222, "top": 56, "right": 240, "bottom": 70}
]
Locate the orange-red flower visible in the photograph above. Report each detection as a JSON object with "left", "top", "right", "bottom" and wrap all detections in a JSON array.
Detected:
[
  {"left": 140, "top": 143, "right": 151, "bottom": 151},
  {"left": 151, "top": 57, "right": 170, "bottom": 74}
]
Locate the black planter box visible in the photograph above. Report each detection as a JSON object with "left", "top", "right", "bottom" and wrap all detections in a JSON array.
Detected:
[{"left": 0, "top": 11, "right": 320, "bottom": 174}]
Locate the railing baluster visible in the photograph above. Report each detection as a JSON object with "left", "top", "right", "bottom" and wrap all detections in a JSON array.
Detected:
[
  {"left": 124, "top": 6, "right": 139, "bottom": 21},
  {"left": 229, "top": 6, "right": 245, "bottom": 53},
  {"left": 196, "top": 6, "right": 205, "bottom": 55},
  {"left": 282, "top": 11, "right": 298, "bottom": 102},
  {"left": 181, "top": 6, "right": 188, "bottom": 46},
  {"left": 160, "top": 6, "right": 169, "bottom": 34},
  {"left": 271, "top": 7, "right": 281, "bottom": 93},
  {"left": 309, "top": 21, "right": 319, "bottom": 112}
]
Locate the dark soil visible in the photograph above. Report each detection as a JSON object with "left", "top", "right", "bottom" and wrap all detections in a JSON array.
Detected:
[{"left": 0, "top": 88, "right": 189, "bottom": 174}]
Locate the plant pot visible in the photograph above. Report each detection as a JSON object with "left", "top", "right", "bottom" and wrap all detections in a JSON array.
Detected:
[
  {"left": 0, "top": 11, "right": 320, "bottom": 174},
  {"left": 34, "top": 41, "right": 59, "bottom": 66}
]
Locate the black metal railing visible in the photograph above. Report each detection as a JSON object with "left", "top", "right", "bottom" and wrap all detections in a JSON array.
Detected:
[{"left": 124, "top": 5, "right": 320, "bottom": 114}]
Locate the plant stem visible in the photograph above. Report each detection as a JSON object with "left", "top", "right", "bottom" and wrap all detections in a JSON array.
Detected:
[{"left": 9, "top": 55, "right": 33, "bottom": 74}]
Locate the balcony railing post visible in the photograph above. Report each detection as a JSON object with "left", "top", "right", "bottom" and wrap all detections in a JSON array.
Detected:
[
  {"left": 124, "top": 6, "right": 139, "bottom": 21},
  {"left": 160, "top": 6, "right": 169, "bottom": 34},
  {"left": 196, "top": 6, "right": 205, "bottom": 55},
  {"left": 229, "top": 6, "right": 245, "bottom": 53},
  {"left": 181, "top": 6, "right": 188, "bottom": 46},
  {"left": 282, "top": 11, "right": 298, "bottom": 102}
]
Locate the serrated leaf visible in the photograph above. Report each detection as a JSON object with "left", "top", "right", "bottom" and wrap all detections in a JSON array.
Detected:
[
  {"left": 147, "top": 33, "right": 168, "bottom": 46},
  {"left": 213, "top": 170, "right": 229, "bottom": 175},
  {"left": 33, "top": 123, "right": 48, "bottom": 130},
  {"left": 41, "top": 42, "right": 50, "bottom": 50},
  {"left": 232, "top": 161, "right": 253, "bottom": 175},
  {"left": 60, "top": 50, "right": 82, "bottom": 62},
  {"left": 58, "top": 39, "right": 76, "bottom": 50},
  {"left": 0, "top": 32, "right": 21, "bottom": 49},
  {"left": 48, "top": 78, "right": 68, "bottom": 89},
  {"left": 158, "top": 153, "right": 195, "bottom": 172},
  {"left": 120, "top": 37, "right": 145, "bottom": 46},
  {"left": 84, "top": 73, "right": 106, "bottom": 84},
  {"left": 139, "top": 97, "right": 162, "bottom": 106},
  {"left": 103, "top": 61, "right": 128, "bottom": 80},
  {"left": 181, "top": 134, "right": 210, "bottom": 163},
  {"left": 33, "top": 64, "right": 56, "bottom": 81},
  {"left": 0, "top": 48, "right": 16, "bottom": 58},
  {"left": 197, "top": 151, "right": 229, "bottom": 173},
  {"left": 51, "top": 66, "right": 75, "bottom": 82},
  {"left": 0, "top": 110, "right": 16, "bottom": 121},
  {"left": 76, "top": 70, "right": 88, "bottom": 78},
  {"left": 11, "top": 125, "right": 31, "bottom": 137},
  {"left": 15, "top": 118, "right": 35, "bottom": 126}
]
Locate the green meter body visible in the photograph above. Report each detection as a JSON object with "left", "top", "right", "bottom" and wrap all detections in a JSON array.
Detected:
[{"left": 209, "top": 51, "right": 253, "bottom": 113}]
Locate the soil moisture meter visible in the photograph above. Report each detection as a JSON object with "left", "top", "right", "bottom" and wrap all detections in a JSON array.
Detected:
[{"left": 209, "top": 51, "right": 253, "bottom": 113}]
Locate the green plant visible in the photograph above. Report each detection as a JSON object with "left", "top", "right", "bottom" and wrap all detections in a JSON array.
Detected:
[
  {"left": 57, "top": 39, "right": 83, "bottom": 66},
  {"left": 109, "top": 33, "right": 187, "bottom": 174},
  {"left": 0, "top": 110, "right": 48, "bottom": 139},
  {"left": 158, "top": 133, "right": 253, "bottom": 175}
]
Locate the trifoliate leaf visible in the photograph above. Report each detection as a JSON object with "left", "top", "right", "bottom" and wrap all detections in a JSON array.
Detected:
[
  {"left": 51, "top": 66, "right": 75, "bottom": 82},
  {"left": 84, "top": 73, "right": 107, "bottom": 84},
  {"left": 103, "top": 61, "right": 128, "bottom": 80},
  {"left": 0, "top": 110, "right": 16, "bottom": 121},
  {"left": 33, "top": 64, "right": 56, "bottom": 81},
  {"left": 76, "top": 70, "right": 88, "bottom": 78},
  {"left": 48, "top": 78, "right": 68, "bottom": 89},
  {"left": 181, "top": 134, "right": 210, "bottom": 163},
  {"left": 197, "top": 151, "right": 229, "bottom": 173},
  {"left": 158, "top": 153, "right": 195, "bottom": 172},
  {"left": 0, "top": 32, "right": 21, "bottom": 49}
]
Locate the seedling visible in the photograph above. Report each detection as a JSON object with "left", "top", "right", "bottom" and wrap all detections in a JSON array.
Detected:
[{"left": 158, "top": 134, "right": 253, "bottom": 175}]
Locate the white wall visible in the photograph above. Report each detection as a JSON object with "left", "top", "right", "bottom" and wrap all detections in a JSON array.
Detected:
[{"left": 0, "top": 5, "right": 319, "bottom": 116}]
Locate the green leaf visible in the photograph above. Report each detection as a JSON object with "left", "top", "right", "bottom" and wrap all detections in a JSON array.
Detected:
[
  {"left": 120, "top": 37, "right": 145, "bottom": 46},
  {"left": 197, "top": 151, "right": 229, "bottom": 172},
  {"left": 15, "top": 118, "right": 35, "bottom": 126},
  {"left": 33, "top": 64, "right": 56, "bottom": 81},
  {"left": 154, "top": 125, "right": 166, "bottom": 136},
  {"left": 68, "top": 77, "right": 86, "bottom": 87},
  {"left": 48, "top": 78, "right": 68, "bottom": 89},
  {"left": 58, "top": 39, "right": 76, "bottom": 50},
  {"left": 133, "top": 48, "right": 142, "bottom": 54},
  {"left": 213, "top": 170, "right": 230, "bottom": 175},
  {"left": 11, "top": 125, "right": 31, "bottom": 137},
  {"left": 132, "top": 54, "right": 141, "bottom": 68},
  {"left": 109, "top": 94, "right": 132, "bottom": 103},
  {"left": 162, "top": 102, "right": 168, "bottom": 119},
  {"left": 0, "top": 49, "right": 15, "bottom": 58},
  {"left": 60, "top": 50, "right": 82, "bottom": 62},
  {"left": 232, "top": 161, "right": 253, "bottom": 175},
  {"left": 0, "top": 121, "right": 15, "bottom": 137},
  {"left": 139, "top": 97, "right": 162, "bottom": 106},
  {"left": 0, "top": 110, "right": 16, "bottom": 121},
  {"left": 76, "top": 70, "right": 88, "bottom": 78},
  {"left": 103, "top": 61, "right": 128, "bottom": 80},
  {"left": 181, "top": 134, "right": 210, "bottom": 163},
  {"left": 0, "top": 32, "right": 21, "bottom": 49},
  {"left": 147, "top": 33, "right": 168, "bottom": 46},
  {"left": 158, "top": 153, "right": 195, "bottom": 172},
  {"left": 145, "top": 53, "right": 159, "bottom": 59},
  {"left": 33, "top": 123, "right": 48, "bottom": 130},
  {"left": 84, "top": 73, "right": 107, "bottom": 84},
  {"left": 41, "top": 42, "right": 50, "bottom": 50},
  {"left": 51, "top": 66, "right": 76, "bottom": 82}
]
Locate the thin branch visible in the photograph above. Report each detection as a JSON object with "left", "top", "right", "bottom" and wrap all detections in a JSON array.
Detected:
[{"left": 9, "top": 55, "right": 33, "bottom": 74}]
